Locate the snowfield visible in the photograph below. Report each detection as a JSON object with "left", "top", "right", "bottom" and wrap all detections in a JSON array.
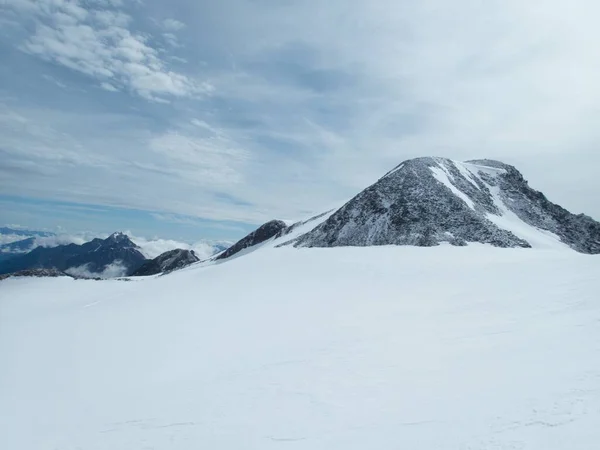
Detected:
[{"left": 1, "top": 245, "right": 600, "bottom": 449}]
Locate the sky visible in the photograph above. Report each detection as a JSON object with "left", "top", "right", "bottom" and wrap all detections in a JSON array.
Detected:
[{"left": 1, "top": 0, "right": 600, "bottom": 242}]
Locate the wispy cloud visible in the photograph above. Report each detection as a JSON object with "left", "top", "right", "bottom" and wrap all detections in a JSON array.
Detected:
[
  {"left": 100, "top": 82, "right": 118, "bottom": 92},
  {"left": 162, "top": 32, "right": 180, "bottom": 48},
  {"left": 162, "top": 18, "right": 185, "bottom": 31},
  {"left": 42, "top": 74, "right": 68, "bottom": 89},
  {"left": 65, "top": 260, "right": 128, "bottom": 278},
  {"left": 6, "top": 0, "right": 210, "bottom": 101},
  {"left": 128, "top": 233, "right": 231, "bottom": 260},
  {"left": 150, "top": 213, "right": 204, "bottom": 226},
  {"left": 149, "top": 128, "right": 250, "bottom": 186}
]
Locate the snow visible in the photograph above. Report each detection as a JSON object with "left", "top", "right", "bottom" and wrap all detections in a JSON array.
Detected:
[
  {"left": 464, "top": 160, "right": 507, "bottom": 177},
  {"left": 430, "top": 166, "right": 476, "bottom": 209},
  {"left": 453, "top": 161, "right": 480, "bottom": 187},
  {"left": 485, "top": 183, "right": 570, "bottom": 250},
  {"left": 1, "top": 244, "right": 599, "bottom": 450}
]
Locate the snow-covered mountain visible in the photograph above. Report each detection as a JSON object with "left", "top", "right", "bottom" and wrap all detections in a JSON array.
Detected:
[
  {"left": 292, "top": 157, "right": 600, "bottom": 253},
  {"left": 132, "top": 249, "right": 199, "bottom": 276},
  {"left": 0, "top": 231, "right": 231, "bottom": 277},
  {"left": 0, "top": 232, "right": 146, "bottom": 277}
]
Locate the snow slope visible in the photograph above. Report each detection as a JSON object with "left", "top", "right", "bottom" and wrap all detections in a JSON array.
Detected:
[{"left": 1, "top": 245, "right": 600, "bottom": 449}]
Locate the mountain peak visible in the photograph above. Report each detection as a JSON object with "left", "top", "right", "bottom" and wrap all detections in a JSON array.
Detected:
[
  {"left": 105, "top": 232, "right": 139, "bottom": 248},
  {"left": 0, "top": 231, "right": 146, "bottom": 276},
  {"left": 292, "top": 157, "right": 600, "bottom": 253},
  {"left": 107, "top": 231, "right": 127, "bottom": 241}
]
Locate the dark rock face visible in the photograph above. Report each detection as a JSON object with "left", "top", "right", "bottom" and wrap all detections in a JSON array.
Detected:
[
  {"left": 0, "top": 268, "right": 73, "bottom": 281},
  {"left": 293, "top": 157, "right": 600, "bottom": 253},
  {"left": 0, "top": 232, "right": 147, "bottom": 276},
  {"left": 132, "top": 249, "right": 199, "bottom": 276},
  {"left": 216, "top": 220, "right": 288, "bottom": 260}
]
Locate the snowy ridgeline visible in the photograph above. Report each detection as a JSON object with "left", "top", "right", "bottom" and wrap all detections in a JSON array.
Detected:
[
  {"left": 2, "top": 157, "right": 599, "bottom": 280},
  {"left": 1, "top": 245, "right": 600, "bottom": 449}
]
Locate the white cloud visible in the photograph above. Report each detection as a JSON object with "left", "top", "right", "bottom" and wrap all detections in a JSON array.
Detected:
[
  {"left": 1, "top": 231, "right": 102, "bottom": 251},
  {"left": 100, "top": 82, "right": 118, "bottom": 92},
  {"left": 34, "top": 234, "right": 89, "bottom": 248},
  {"left": 132, "top": 237, "right": 188, "bottom": 258},
  {"left": 149, "top": 129, "right": 249, "bottom": 186},
  {"left": 42, "top": 74, "right": 68, "bottom": 89},
  {"left": 190, "top": 241, "right": 231, "bottom": 260},
  {"left": 3, "top": 0, "right": 600, "bottom": 228},
  {"left": 0, "top": 234, "right": 28, "bottom": 245},
  {"left": 65, "top": 260, "right": 128, "bottom": 278},
  {"left": 129, "top": 234, "right": 231, "bottom": 260},
  {"left": 150, "top": 213, "right": 202, "bottom": 226},
  {"left": 7, "top": 0, "right": 208, "bottom": 101},
  {"left": 162, "top": 32, "right": 179, "bottom": 48},
  {"left": 162, "top": 18, "right": 185, "bottom": 31},
  {"left": 0, "top": 106, "right": 110, "bottom": 169}
]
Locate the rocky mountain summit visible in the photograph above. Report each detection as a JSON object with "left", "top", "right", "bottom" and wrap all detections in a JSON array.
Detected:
[
  {"left": 132, "top": 249, "right": 199, "bottom": 276},
  {"left": 289, "top": 157, "right": 600, "bottom": 253}
]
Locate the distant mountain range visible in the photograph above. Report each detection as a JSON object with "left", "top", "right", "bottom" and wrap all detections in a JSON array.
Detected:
[
  {"left": 0, "top": 232, "right": 147, "bottom": 277},
  {"left": 0, "top": 229, "right": 231, "bottom": 277},
  {"left": 3, "top": 157, "right": 598, "bottom": 280}
]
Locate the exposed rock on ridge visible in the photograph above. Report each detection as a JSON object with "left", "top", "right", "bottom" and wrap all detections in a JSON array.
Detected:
[{"left": 216, "top": 220, "right": 288, "bottom": 260}]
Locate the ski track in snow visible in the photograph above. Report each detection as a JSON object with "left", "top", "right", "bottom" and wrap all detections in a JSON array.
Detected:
[{"left": 1, "top": 244, "right": 599, "bottom": 449}]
